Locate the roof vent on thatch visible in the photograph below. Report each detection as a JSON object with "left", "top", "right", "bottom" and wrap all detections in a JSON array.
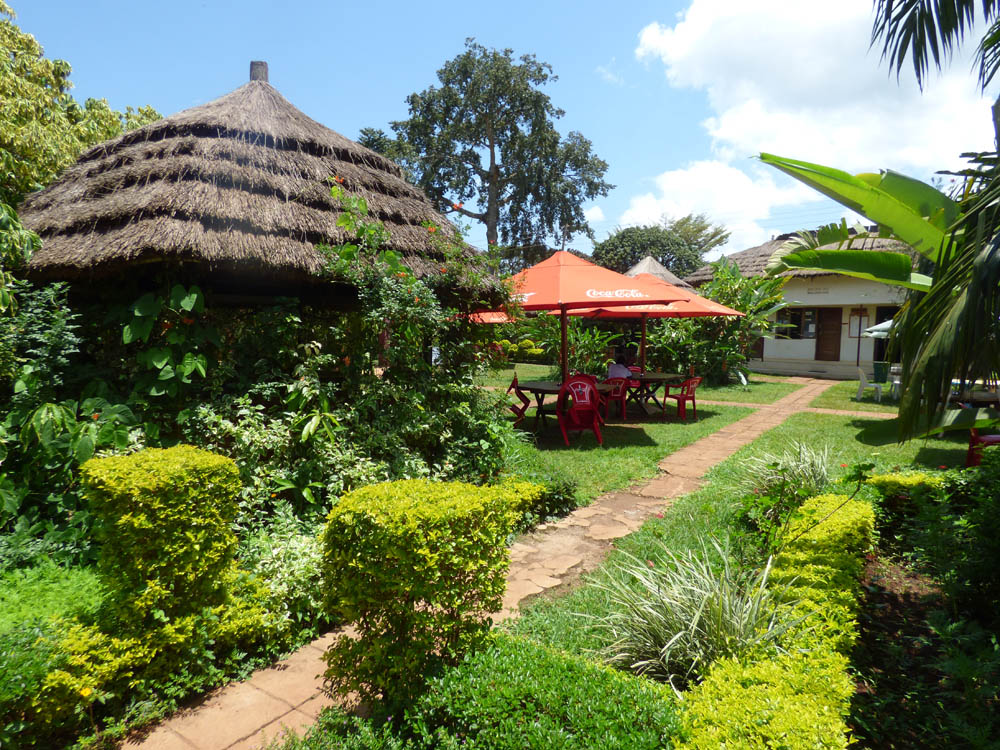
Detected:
[
  {"left": 250, "top": 61, "right": 268, "bottom": 82},
  {"left": 18, "top": 60, "right": 493, "bottom": 303}
]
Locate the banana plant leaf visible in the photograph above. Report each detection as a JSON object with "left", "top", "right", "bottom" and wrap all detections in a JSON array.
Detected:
[
  {"left": 759, "top": 152, "right": 956, "bottom": 259},
  {"left": 767, "top": 248, "right": 933, "bottom": 291},
  {"left": 914, "top": 407, "right": 1000, "bottom": 437}
]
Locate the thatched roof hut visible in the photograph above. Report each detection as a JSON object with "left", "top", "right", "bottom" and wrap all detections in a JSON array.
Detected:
[
  {"left": 683, "top": 232, "right": 911, "bottom": 287},
  {"left": 19, "top": 62, "right": 493, "bottom": 305},
  {"left": 625, "top": 255, "right": 694, "bottom": 290}
]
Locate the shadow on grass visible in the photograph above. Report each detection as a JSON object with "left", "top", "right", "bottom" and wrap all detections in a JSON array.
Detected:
[
  {"left": 520, "top": 407, "right": 733, "bottom": 452},
  {"left": 853, "top": 417, "right": 968, "bottom": 468}
]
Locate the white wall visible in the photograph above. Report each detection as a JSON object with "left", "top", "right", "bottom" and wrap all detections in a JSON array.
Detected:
[{"left": 754, "top": 275, "right": 905, "bottom": 377}]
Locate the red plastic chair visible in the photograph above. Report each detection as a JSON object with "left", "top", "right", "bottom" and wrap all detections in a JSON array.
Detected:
[
  {"left": 507, "top": 374, "right": 531, "bottom": 427},
  {"left": 571, "top": 372, "right": 606, "bottom": 422},
  {"left": 625, "top": 366, "right": 644, "bottom": 409},
  {"left": 664, "top": 377, "right": 702, "bottom": 421},
  {"left": 602, "top": 377, "right": 628, "bottom": 420},
  {"left": 557, "top": 376, "right": 603, "bottom": 446},
  {"left": 966, "top": 426, "right": 1000, "bottom": 466}
]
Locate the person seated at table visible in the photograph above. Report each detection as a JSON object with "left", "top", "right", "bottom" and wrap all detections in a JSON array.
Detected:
[{"left": 607, "top": 358, "right": 631, "bottom": 379}]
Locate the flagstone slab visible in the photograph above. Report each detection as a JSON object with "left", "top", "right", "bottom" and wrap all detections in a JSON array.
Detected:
[
  {"left": 539, "top": 554, "right": 583, "bottom": 575},
  {"left": 586, "top": 522, "right": 631, "bottom": 541},
  {"left": 169, "top": 682, "right": 294, "bottom": 750},
  {"left": 229, "top": 709, "right": 314, "bottom": 750}
]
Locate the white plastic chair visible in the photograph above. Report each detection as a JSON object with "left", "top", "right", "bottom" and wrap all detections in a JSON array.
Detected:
[
  {"left": 856, "top": 368, "right": 882, "bottom": 403},
  {"left": 888, "top": 365, "right": 902, "bottom": 400}
]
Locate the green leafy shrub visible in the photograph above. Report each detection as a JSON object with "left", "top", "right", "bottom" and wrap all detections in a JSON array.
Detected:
[
  {"left": 866, "top": 470, "right": 945, "bottom": 530},
  {"left": 321, "top": 479, "right": 518, "bottom": 708},
  {"left": 678, "top": 493, "right": 873, "bottom": 748},
  {"left": 406, "top": 634, "right": 682, "bottom": 749},
  {"left": 912, "top": 454, "right": 1000, "bottom": 622},
  {"left": 239, "top": 504, "right": 329, "bottom": 634},
  {"left": 494, "top": 474, "right": 577, "bottom": 533},
  {"left": 592, "top": 540, "right": 798, "bottom": 689},
  {"left": 81, "top": 445, "right": 241, "bottom": 626},
  {"left": 270, "top": 708, "right": 412, "bottom": 749}
]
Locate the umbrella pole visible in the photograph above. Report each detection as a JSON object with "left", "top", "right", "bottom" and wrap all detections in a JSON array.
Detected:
[
  {"left": 640, "top": 315, "right": 647, "bottom": 372},
  {"left": 561, "top": 306, "right": 569, "bottom": 382}
]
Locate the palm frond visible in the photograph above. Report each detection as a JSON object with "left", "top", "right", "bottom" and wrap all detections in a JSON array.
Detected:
[{"left": 872, "top": 0, "right": 1000, "bottom": 90}]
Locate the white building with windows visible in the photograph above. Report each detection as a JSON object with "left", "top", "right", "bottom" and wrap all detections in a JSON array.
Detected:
[{"left": 685, "top": 234, "right": 908, "bottom": 380}]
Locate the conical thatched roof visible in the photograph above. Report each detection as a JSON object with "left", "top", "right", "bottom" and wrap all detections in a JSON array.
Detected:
[
  {"left": 19, "top": 63, "right": 486, "bottom": 301},
  {"left": 683, "top": 232, "right": 911, "bottom": 286},
  {"left": 626, "top": 256, "right": 694, "bottom": 290}
]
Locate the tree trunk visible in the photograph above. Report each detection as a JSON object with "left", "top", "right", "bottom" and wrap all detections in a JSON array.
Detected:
[{"left": 486, "top": 119, "right": 499, "bottom": 246}]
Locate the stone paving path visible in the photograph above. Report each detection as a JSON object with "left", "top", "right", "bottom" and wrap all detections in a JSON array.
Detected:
[{"left": 127, "top": 377, "right": 889, "bottom": 750}]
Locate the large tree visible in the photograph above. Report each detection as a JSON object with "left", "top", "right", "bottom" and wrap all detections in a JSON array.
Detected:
[
  {"left": 1, "top": 1, "right": 161, "bottom": 206},
  {"left": 591, "top": 214, "right": 729, "bottom": 275},
  {"left": 0, "top": 1, "right": 161, "bottom": 310},
  {"left": 358, "top": 39, "right": 613, "bottom": 249}
]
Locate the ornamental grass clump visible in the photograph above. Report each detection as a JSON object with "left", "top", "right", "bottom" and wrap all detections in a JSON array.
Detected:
[
  {"left": 739, "top": 440, "right": 832, "bottom": 498},
  {"left": 321, "top": 479, "right": 521, "bottom": 710},
  {"left": 593, "top": 538, "right": 798, "bottom": 691}
]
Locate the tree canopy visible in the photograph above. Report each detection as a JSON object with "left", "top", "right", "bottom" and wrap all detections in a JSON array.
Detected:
[
  {"left": 591, "top": 214, "right": 730, "bottom": 276},
  {"left": 358, "top": 39, "right": 613, "bottom": 249},
  {"left": 0, "top": 1, "right": 161, "bottom": 206}
]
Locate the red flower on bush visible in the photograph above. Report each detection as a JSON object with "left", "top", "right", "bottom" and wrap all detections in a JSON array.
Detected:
[
  {"left": 428, "top": 226, "right": 438, "bottom": 233},
  {"left": 333, "top": 176, "right": 344, "bottom": 184},
  {"left": 92, "top": 413, "right": 100, "bottom": 420},
  {"left": 840, "top": 463, "right": 848, "bottom": 468},
  {"left": 939, "top": 465, "right": 947, "bottom": 469}
]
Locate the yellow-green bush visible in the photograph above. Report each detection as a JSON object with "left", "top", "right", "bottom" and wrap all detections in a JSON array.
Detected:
[
  {"left": 867, "top": 471, "right": 944, "bottom": 498},
  {"left": 81, "top": 445, "right": 241, "bottom": 626},
  {"left": 680, "top": 651, "right": 853, "bottom": 749},
  {"left": 321, "top": 479, "right": 518, "bottom": 707},
  {"left": 7, "top": 446, "right": 278, "bottom": 747},
  {"left": 679, "top": 494, "right": 874, "bottom": 748}
]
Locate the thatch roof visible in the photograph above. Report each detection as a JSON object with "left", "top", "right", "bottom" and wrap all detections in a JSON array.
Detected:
[
  {"left": 683, "top": 232, "right": 912, "bottom": 287},
  {"left": 19, "top": 63, "right": 489, "bottom": 301},
  {"left": 626, "top": 256, "right": 694, "bottom": 290}
]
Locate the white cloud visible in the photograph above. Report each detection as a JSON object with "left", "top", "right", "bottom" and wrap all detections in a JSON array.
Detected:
[
  {"left": 596, "top": 57, "right": 625, "bottom": 86},
  {"left": 626, "top": 0, "right": 995, "bottom": 253},
  {"left": 584, "top": 205, "right": 606, "bottom": 222}
]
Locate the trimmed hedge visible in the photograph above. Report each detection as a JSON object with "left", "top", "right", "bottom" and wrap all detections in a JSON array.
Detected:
[
  {"left": 2, "top": 446, "right": 280, "bottom": 748},
  {"left": 82, "top": 444, "right": 242, "bottom": 626},
  {"left": 679, "top": 493, "right": 874, "bottom": 749},
  {"left": 321, "top": 479, "right": 519, "bottom": 707},
  {"left": 406, "top": 634, "right": 682, "bottom": 749}
]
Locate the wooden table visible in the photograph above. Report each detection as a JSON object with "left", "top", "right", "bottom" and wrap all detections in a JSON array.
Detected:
[
  {"left": 519, "top": 380, "right": 612, "bottom": 431},
  {"left": 629, "top": 372, "right": 686, "bottom": 412}
]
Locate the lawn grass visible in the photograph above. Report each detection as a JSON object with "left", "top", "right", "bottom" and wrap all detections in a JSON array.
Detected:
[
  {"left": 697, "top": 378, "right": 800, "bottom": 404},
  {"left": 809, "top": 380, "right": 900, "bottom": 414},
  {"left": 0, "top": 559, "right": 104, "bottom": 634},
  {"left": 506, "top": 404, "right": 753, "bottom": 503},
  {"left": 480, "top": 364, "right": 801, "bottom": 405},
  {"left": 509, "top": 411, "right": 968, "bottom": 656},
  {"left": 475, "top": 362, "right": 553, "bottom": 389}
]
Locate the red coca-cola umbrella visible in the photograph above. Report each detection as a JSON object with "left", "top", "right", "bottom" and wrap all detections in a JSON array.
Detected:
[
  {"left": 567, "top": 273, "right": 743, "bottom": 370},
  {"left": 501, "top": 252, "right": 690, "bottom": 380}
]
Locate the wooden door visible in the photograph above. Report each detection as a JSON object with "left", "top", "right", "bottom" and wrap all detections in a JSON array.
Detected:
[{"left": 815, "top": 308, "right": 842, "bottom": 361}]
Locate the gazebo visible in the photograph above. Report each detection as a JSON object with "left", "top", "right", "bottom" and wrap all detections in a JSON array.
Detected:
[{"left": 19, "top": 62, "right": 496, "bottom": 307}]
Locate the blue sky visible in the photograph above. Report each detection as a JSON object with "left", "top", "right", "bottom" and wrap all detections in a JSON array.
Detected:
[{"left": 15, "top": 0, "right": 997, "bottom": 257}]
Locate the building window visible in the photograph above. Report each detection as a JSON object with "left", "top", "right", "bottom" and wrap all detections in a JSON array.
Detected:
[{"left": 776, "top": 308, "right": 817, "bottom": 339}]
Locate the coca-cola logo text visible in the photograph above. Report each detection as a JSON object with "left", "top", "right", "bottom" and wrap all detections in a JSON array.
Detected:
[{"left": 585, "top": 289, "right": 648, "bottom": 299}]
